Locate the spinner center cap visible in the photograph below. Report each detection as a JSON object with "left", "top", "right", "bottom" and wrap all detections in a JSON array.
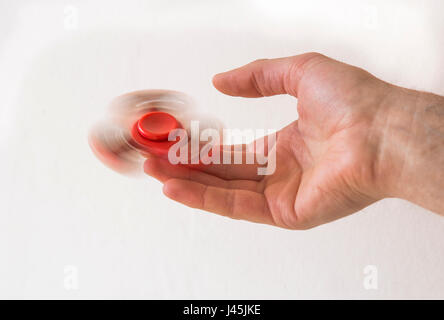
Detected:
[{"left": 136, "top": 111, "right": 179, "bottom": 141}]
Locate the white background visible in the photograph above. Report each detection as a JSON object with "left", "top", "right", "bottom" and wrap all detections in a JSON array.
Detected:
[{"left": 1, "top": 0, "right": 443, "bottom": 299}]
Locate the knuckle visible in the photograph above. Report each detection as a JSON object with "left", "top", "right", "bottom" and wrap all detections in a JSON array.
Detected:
[{"left": 250, "top": 58, "right": 269, "bottom": 65}]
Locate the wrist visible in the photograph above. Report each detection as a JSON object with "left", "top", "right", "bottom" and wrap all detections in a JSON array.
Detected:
[{"left": 374, "top": 85, "right": 444, "bottom": 213}]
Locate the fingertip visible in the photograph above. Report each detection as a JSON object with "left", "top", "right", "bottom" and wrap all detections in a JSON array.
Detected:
[
  {"left": 143, "top": 158, "right": 157, "bottom": 175},
  {"left": 212, "top": 72, "right": 228, "bottom": 93},
  {"left": 162, "top": 180, "right": 175, "bottom": 198},
  {"left": 163, "top": 179, "right": 186, "bottom": 201},
  {"left": 144, "top": 158, "right": 168, "bottom": 182},
  {"left": 163, "top": 179, "right": 204, "bottom": 209},
  {"left": 212, "top": 66, "right": 263, "bottom": 98},
  {"left": 212, "top": 73, "right": 221, "bottom": 85}
]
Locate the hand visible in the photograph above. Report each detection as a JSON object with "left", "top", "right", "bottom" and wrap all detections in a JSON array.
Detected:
[{"left": 144, "top": 52, "right": 444, "bottom": 229}]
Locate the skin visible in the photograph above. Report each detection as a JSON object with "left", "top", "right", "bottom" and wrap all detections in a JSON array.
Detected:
[{"left": 144, "top": 52, "right": 444, "bottom": 229}]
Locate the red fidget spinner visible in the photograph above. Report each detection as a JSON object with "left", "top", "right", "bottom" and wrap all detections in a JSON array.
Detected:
[{"left": 89, "top": 90, "right": 223, "bottom": 176}]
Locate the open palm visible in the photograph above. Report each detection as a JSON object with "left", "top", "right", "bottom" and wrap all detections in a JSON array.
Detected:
[{"left": 144, "top": 53, "right": 393, "bottom": 229}]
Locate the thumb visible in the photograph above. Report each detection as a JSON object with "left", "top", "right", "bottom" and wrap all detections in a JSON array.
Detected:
[{"left": 212, "top": 52, "right": 327, "bottom": 98}]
